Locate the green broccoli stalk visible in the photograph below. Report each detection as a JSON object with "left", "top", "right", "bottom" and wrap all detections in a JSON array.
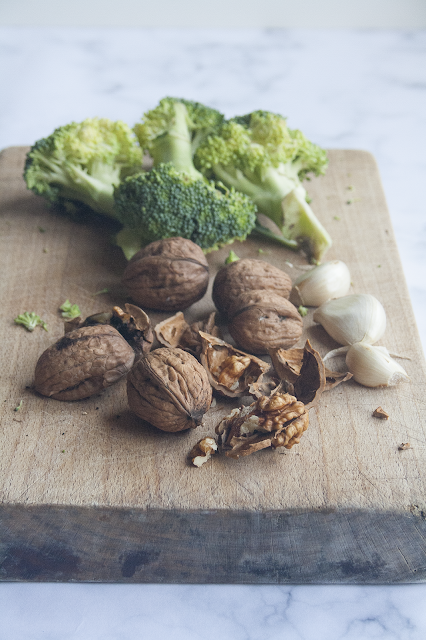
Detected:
[
  {"left": 114, "top": 164, "right": 257, "bottom": 259},
  {"left": 24, "top": 118, "right": 143, "bottom": 219},
  {"left": 194, "top": 111, "right": 332, "bottom": 261},
  {"left": 114, "top": 98, "right": 255, "bottom": 259},
  {"left": 134, "top": 97, "right": 224, "bottom": 166}
]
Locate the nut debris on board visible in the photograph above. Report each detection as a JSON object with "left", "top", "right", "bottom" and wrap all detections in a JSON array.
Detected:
[
  {"left": 155, "top": 311, "right": 220, "bottom": 357},
  {"left": 216, "top": 392, "right": 309, "bottom": 458},
  {"left": 189, "top": 437, "right": 218, "bottom": 467},
  {"left": 372, "top": 406, "right": 389, "bottom": 420}
]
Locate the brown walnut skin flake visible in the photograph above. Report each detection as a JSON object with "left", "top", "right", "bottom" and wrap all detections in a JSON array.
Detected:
[
  {"left": 199, "top": 331, "right": 270, "bottom": 398},
  {"left": 122, "top": 237, "right": 209, "bottom": 311},
  {"left": 373, "top": 406, "right": 389, "bottom": 420},
  {"left": 212, "top": 258, "right": 292, "bottom": 318},
  {"left": 34, "top": 325, "right": 135, "bottom": 401},
  {"left": 216, "top": 393, "right": 309, "bottom": 458},
  {"left": 155, "top": 312, "right": 220, "bottom": 357},
  {"left": 127, "top": 347, "right": 212, "bottom": 432},
  {"left": 227, "top": 290, "right": 303, "bottom": 355}
]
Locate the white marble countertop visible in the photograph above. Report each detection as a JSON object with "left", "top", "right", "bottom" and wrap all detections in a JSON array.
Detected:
[{"left": 1, "top": 27, "right": 426, "bottom": 639}]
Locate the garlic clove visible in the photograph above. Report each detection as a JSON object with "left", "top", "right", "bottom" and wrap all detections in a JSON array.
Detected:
[
  {"left": 346, "top": 343, "right": 409, "bottom": 388},
  {"left": 313, "top": 294, "right": 386, "bottom": 346},
  {"left": 291, "top": 260, "right": 351, "bottom": 307}
]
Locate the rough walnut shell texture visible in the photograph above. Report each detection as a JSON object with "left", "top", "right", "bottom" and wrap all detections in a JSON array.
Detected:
[
  {"left": 227, "top": 290, "right": 303, "bottom": 354},
  {"left": 127, "top": 347, "right": 212, "bottom": 432},
  {"left": 34, "top": 325, "right": 135, "bottom": 401},
  {"left": 122, "top": 237, "right": 209, "bottom": 311},
  {"left": 212, "top": 258, "right": 292, "bottom": 317}
]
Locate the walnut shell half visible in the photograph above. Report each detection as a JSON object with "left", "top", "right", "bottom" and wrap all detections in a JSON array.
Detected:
[
  {"left": 34, "top": 325, "right": 135, "bottom": 401},
  {"left": 127, "top": 347, "right": 212, "bottom": 432},
  {"left": 199, "top": 331, "right": 270, "bottom": 398},
  {"left": 212, "top": 258, "right": 292, "bottom": 317},
  {"left": 122, "top": 237, "right": 209, "bottom": 311},
  {"left": 227, "top": 290, "right": 303, "bottom": 355}
]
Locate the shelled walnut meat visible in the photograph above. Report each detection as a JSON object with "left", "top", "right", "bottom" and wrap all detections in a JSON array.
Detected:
[
  {"left": 226, "top": 290, "right": 303, "bottom": 355},
  {"left": 122, "top": 237, "right": 209, "bottom": 311},
  {"left": 199, "top": 331, "right": 270, "bottom": 398},
  {"left": 34, "top": 325, "right": 135, "bottom": 401},
  {"left": 213, "top": 258, "right": 292, "bottom": 317},
  {"left": 127, "top": 347, "right": 212, "bottom": 432},
  {"left": 216, "top": 392, "right": 309, "bottom": 458}
]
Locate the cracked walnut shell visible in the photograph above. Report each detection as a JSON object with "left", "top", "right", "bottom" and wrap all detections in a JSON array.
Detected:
[
  {"left": 216, "top": 392, "right": 309, "bottom": 458},
  {"left": 199, "top": 331, "right": 270, "bottom": 398},
  {"left": 227, "top": 290, "right": 303, "bottom": 355},
  {"left": 122, "top": 237, "right": 209, "bottom": 311},
  {"left": 34, "top": 325, "right": 135, "bottom": 401},
  {"left": 212, "top": 258, "right": 292, "bottom": 317},
  {"left": 127, "top": 347, "right": 212, "bottom": 432}
]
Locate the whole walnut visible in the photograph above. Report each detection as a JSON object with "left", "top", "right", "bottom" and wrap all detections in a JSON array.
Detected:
[
  {"left": 34, "top": 325, "right": 135, "bottom": 401},
  {"left": 122, "top": 237, "right": 209, "bottom": 311},
  {"left": 127, "top": 347, "right": 212, "bottom": 432},
  {"left": 227, "top": 290, "right": 303, "bottom": 355},
  {"left": 212, "top": 258, "right": 292, "bottom": 317}
]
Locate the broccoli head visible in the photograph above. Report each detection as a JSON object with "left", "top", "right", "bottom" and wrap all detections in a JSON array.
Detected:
[
  {"left": 114, "top": 163, "right": 257, "bottom": 259},
  {"left": 134, "top": 97, "right": 224, "bottom": 176},
  {"left": 194, "top": 110, "right": 331, "bottom": 261},
  {"left": 24, "top": 118, "right": 143, "bottom": 219}
]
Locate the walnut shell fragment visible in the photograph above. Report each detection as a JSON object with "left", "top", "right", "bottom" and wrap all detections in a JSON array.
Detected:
[
  {"left": 373, "top": 406, "right": 389, "bottom": 420},
  {"left": 227, "top": 290, "right": 303, "bottom": 355},
  {"left": 65, "top": 304, "right": 153, "bottom": 356},
  {"left": 127, "top": 347, "right": 212, "bottom": 432},
  {"left": 34, "top": 325, "right": 135, "bottom": 401},
  {"left": 122, "top": 237, "right": 209, "bottom": 311},
  {"left": 213, "top": 258, "right": 292, "bottom": 317},
  {"left": 270, "top": 341, "right": 353, "bottom": 406},
  {"left": 155, "top": 311, "right": 220, "bottom": 357},
  {"left": 189, "top": 437, "right": 218, "bottom": 467},
  {"left": 216, "top": 393, "right": 309, "bottom": 458},
  {"left": 199, "top": 331, "right": 270, "bottom": 398},
  {"left": 270, "top": 340, "right": 325, "bottom": 408}
]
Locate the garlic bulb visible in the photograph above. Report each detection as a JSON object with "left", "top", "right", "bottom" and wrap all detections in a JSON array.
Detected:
[
  {"left": 292, "top": 260, "right": 351, "bottom": 307},
  {"left": 346, "top": 343, "right": 409, "bottom": 387},
  {"left": 313, "top": 294, "right": 386, "bottom": 346}
]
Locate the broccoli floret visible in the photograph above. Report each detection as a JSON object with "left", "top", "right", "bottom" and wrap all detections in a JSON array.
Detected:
[
  {"left": 114, "top": 163, "right": 257, "bottom": 259},
  {"left": 134, "top": 97, "right": 224, "bottom": 175},
  {"left": 24, "top": 118, "right": 143, "bottom": 219},
  {"left": 14, "top": 312, "right": 48, "bottom": 332},
  {"left": 194, "top": 111, "right": 332, "bottom": 261}
]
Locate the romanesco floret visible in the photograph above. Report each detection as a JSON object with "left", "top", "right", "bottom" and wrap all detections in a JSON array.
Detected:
[{"left": 24, "top": 118, "right": 143, "bottom": 219}]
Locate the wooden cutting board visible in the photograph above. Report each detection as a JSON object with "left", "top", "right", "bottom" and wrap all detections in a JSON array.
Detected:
[{"left": 1, "top": 147, "right": 426, "bottom": 584}]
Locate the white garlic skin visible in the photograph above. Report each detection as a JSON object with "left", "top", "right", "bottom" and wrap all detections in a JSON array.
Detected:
[
  {"left": 292, "top": 260, "right": 351, "bottom": 307},
  {"left": 313, "top": 294, "right": 386, "bottom": 346},
  {"left": 346, "top": 343, "right": 409, "bottom": 387}
]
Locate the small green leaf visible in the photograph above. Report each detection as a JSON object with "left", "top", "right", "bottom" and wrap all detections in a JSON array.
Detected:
[
  {"left": 298, "top": 305, "right": 308, "bottom": 317},
  {"left": 92, "top": 288, "right": 110, "bottom": 296},
  {"left": 14, "top": 399, "right": 23, "bottom": 412},
  {"left": 14, "top": 312, "right": 48, "bottom": 332},
  {"left": 59, "top": 300, "right": 81, "bottom": 319}
]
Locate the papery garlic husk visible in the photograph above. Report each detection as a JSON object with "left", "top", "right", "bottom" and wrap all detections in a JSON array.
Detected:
[
  {"left": 291, "top": 260, "right": 351, "bottom": 307},
  {"left": 346, "top": 343, "right": 409, "bottom": 388},
  {"left": 313, "top": 294, "right": 386, "bottom": 346}
]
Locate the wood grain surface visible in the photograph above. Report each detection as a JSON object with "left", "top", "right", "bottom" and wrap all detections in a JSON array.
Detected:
[{"left": 1, "top": 146, "right": 426, "bottom": 583}]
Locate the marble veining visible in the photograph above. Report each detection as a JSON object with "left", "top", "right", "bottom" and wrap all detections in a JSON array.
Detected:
[{"left": 1, "top": 27, "right": 426, "bottom": 639}]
